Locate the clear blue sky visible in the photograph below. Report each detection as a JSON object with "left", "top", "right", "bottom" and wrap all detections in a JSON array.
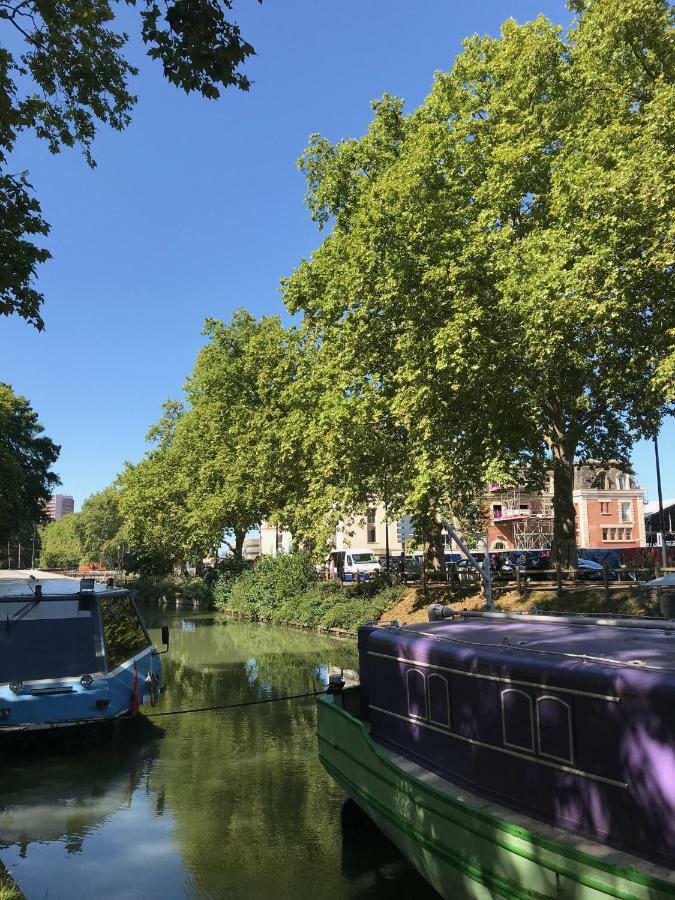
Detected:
[{"left": 1, "top": 0, "right": 673, "bottom": 509}]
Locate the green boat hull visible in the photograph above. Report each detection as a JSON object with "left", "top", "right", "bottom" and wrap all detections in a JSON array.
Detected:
[{"left": 317, "top": 689, "right": 675, "bottom": 900}]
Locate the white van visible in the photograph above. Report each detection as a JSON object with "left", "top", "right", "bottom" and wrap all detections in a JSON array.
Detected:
[{"left": 328, "top": 549, "right": 382, "bottom": 582}]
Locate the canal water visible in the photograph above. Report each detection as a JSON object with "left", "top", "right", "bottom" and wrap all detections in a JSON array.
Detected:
[{"left": 0, "top": 605, "right": 438, "bottom": 899}]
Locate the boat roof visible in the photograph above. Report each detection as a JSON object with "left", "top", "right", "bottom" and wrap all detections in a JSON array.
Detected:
[
  {"left": 0, "top": 570, "right": 126, "bottom": 598},
  {"left": 402, "top": 615, "right": 675, "bottom": 672}
]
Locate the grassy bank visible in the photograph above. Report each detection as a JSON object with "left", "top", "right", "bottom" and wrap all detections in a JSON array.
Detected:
[
  {"left": 0, "top": 864, "right": 23, "bottom": 900},
  {"left": 213, "top": 553, "right": 403, "bottom": 631},
  {"left": 385, "top": 583, "right": 662, "bottom": 625}
]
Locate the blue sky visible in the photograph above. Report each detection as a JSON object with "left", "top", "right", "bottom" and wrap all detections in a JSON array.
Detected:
[{"left": 1, "top": 0, "right": 673, "bottom": 508}]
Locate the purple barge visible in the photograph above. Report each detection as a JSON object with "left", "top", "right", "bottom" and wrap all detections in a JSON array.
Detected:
[{"left": 318, "top": 611, "right": 675, "bottom": 898}]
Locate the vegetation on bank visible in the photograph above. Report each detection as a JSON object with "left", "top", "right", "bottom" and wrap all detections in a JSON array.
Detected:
[
  {"left": 213, "top": 553, "right": 403, "bottom": 631},
  {"left": 0, "top": 863, "right": 23, "bottom": 900}
]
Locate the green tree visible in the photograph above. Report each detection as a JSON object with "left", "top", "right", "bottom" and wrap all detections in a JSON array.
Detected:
[
  {"left": 1, "top": 0, "right": 260, "bottom": 329},
  {"left": 39, "top": 512, "right": 82, "bottom": 568},
  {"left": 75, "top": 485, "right": 126, "bottom": 567},
  {"left": 119, "top": 311, "right": 300, "bottom": 566},
  {"left": 284, "top": 0, "right": 675, "bottom": 566},
  {"left": 0, "top": 382, "right": 59, "bottom": 547}
]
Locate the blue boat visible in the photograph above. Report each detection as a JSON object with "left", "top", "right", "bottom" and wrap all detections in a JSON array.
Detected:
[{"left": 0, "top": 571, "right": 168, "bottom": 733}]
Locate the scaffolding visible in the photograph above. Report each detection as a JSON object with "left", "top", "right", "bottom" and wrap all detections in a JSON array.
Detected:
[{"left": 493, "top": 488, "right": 553, "bottom": 550}]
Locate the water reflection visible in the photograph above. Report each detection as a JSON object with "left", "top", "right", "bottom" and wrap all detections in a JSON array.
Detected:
[{"left": 0, "top": 608, "right": 437, "bottom": 899}]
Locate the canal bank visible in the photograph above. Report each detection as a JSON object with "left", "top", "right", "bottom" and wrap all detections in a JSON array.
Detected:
[
  {"left": 0, "top": 605, "right": 437, "bottom": 900},
  {"left": 0, "top": 863, "right": 23, "bottom": 900}
]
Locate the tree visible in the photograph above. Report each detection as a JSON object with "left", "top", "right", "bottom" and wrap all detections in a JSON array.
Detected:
[
  {"left": 39, "top": 513, "right": 81, "bottom": 569},
  {"left": 1, "top": 0, "right": 260, "bottom": 329},
  {"left": 75, "top": 485, "right": 126, "bottom": 567},
  {"left": 284, "top": 0, "right": 675, "bottom": 566},
  {"left": 119, "top": 310, "right": 301, "bottom": 565},
  {"left": 0, "top": 382, "right": 59, "bottom": 547}
]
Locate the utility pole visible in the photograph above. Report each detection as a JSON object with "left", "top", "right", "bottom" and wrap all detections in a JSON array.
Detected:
[
  {"left": 384, "top": 474, "right": 390, "bottom": 574},
  {"left": 654, "top": 434, "right": 668, "bottom": 569}
]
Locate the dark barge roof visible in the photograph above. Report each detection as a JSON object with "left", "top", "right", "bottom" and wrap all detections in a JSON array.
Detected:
[{"left": 401, "top": 616, "right": 675, "bottom": 672}]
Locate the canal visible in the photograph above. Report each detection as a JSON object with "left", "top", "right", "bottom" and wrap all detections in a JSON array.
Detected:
[{"left": 0, "top": 605, "right": 438, "bottom": 899}]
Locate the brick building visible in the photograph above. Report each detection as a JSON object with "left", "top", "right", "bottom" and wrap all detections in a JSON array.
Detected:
[{"left": 487, "top": 465, "right": 646, "bottom": 551}]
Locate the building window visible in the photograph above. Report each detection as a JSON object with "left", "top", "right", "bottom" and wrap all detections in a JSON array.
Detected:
[
  {"left": 493, "top": 541, "right": 506, "bottom": 550},
  {"left": 406, "top": 669, "right": 427, "bottom": 720},
  {"left": 367, "top": 508, "right": 376, "bottom": 544},
  {"left": 428, "top": 674, "right": 450, "bottom": 727},
  {"left": 600, "top": 501, "right": 610, "bottom": 515},
  {"left": 501, "top": 689, "right": 534, "bottom": 752},
  {"left": 519, "top": 503, "right": 529, "bottom": 513},
  {"left": 617, "top": 527, "right": 624, "bottom": 540},
  {"left": 537, "top": 696, "right": 573, "bottom": 764},
  {"left": 626, "top": 528, "right": 632, "bottom": 540},
  {"left": 603, "top": 528, "right": 608, "bottom": 541},
  {"left": 493, "top": 504, "right": 502, "bottom": 519},
  {"left": 618, "top": 475, "right": 627, "bottom": 490},
  {"left": 620, "top": 501, "right": 632, "bottom": 523}
]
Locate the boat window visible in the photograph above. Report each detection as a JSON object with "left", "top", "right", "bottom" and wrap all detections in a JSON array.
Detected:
[
  {"left": 0, "top": 606, "right": 98, "bottom": 683},
  {"left": 428, "top": 673, "right": 450, "bottom": 727},
  {"left": 501, "top": 689, "right": 534, "bottom": 752},
  {"left": 99, "top": 596, "right": 150, "bottom": 671},
  {"left": 406, "top": 669, "right": 427, "bottom": 720},
  {"left": 537, "top": 696, "right": 573, "bottom": 764}
]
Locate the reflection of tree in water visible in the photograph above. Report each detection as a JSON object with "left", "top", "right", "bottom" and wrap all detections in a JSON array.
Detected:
[
  {"left": 144, "top": 616, "right": 429, "bottom": 898},
  {"left": 0, "top": 718, "right": 161, "bottom": 854}
]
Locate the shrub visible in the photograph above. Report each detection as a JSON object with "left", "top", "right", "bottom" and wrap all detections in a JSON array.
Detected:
[{"left": 219, "top": 552, "right": 316, "bottom": 619}]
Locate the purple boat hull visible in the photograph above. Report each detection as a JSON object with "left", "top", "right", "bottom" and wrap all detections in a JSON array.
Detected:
[{"left": 359, "top": 616, "right": 675, "bottom": 867}]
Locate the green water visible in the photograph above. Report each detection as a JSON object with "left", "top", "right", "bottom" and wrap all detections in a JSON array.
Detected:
[{"left": 0, "top": 606, "right": 437, "bottom": 899}]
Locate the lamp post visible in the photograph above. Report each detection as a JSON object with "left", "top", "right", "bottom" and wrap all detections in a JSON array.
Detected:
[{"left": 654, "top": 433, "right": 668, "bottom": 569}]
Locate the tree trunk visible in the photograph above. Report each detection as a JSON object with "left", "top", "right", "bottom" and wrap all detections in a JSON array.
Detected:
[
  {"left": 233, "top": 528, "right": 246, "bottom": 561},
  {"left": 416, "top": 501, "right": 446, "bottom": 583},
  {"left": 550, "top": 436, "right": 578, "bottom": 568}
]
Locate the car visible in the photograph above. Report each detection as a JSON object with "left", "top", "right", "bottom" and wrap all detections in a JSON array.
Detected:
[{"left": 498, "top": 550, "right": 550, "bottom": 581}]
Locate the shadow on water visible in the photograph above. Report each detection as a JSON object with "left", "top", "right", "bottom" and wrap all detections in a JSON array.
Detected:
[{"left": 0, "top": 609, "right": 434, "bottom": 900}]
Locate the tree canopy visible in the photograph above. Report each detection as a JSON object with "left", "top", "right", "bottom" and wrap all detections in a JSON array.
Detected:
[
  {"left": 284, "top": 0, "right": 675, "bottom": 565},
  {"left": 119, "top": 310, "right": 300, "bottom": 563},
  {"left": 1, "top": 0, "right": 260, "bottom": 329},
  {"left": 0, "top": 382, "right": 59, "bottom": 546}
]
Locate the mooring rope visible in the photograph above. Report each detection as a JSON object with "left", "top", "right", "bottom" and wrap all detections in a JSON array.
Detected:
[{"left": 141, "top": 688, "right": 328, "bottom": 719}]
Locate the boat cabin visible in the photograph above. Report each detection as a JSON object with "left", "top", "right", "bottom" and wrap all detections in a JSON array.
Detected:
[
  {"left": 359, "top": 613, "right": 675, "bottom": 867},
  {"left": 0, "top": 571, "right": 166, "bottom": 732}
]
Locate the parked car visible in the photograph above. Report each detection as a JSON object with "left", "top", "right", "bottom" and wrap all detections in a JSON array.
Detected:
[
  {"left": 379, "top": 554, "right": 422, "bottom": 581},
  {"left": 498, "top": 550, "right": 550, "bottom": 581}
]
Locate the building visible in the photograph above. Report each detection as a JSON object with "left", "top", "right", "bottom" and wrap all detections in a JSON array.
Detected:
[
  {"left": 253, "top": 466, "right": 647, "bottom": 560},
  {"left": 487, "top": 465, "right": 646, "bottom": 551},
  {"left": 45, "top": 494, "right": 75, "bottom": 521},
  {"left": 644, "top": 498, "right": 675, "bottom": 550}
]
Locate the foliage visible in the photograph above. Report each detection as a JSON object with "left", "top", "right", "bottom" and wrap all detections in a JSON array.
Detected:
[
  {"left": 0, "top": 862, "right": 23, "bottom": 900},
  {"left": 221, "top": 551, "right": 317, "bottom": 619},
  {"left": 39, "top": 513, "right": 81, "bottom": 568},
  {"left": 283, "top": 0, "right": 675, "bottom": 566},
  {"left": 119, "top": 311, "right": 301, "bottom": 563},
  {"left": 1, "top": 0, "right": 260, "bottom": 329},
  {"left": 0, "top": 382, "right": 59, "bottom": 545},
  {"left": 215, "top": 551, "right": 403, "bottom": 630},
  {"left": 75, "top": 485, "right": 126, "bottom": 567},
  {"left": 130, "top": 574, "right": 211, "bottom": 604}
]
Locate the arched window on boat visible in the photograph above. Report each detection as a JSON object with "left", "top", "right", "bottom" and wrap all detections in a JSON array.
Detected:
[
  {"left": 537, "top": 695, "right": 573, "bottom": 764},
  {"left": 501, "top": 689, "right": 534, "bottom": 752},
  {"left": 428, "top": 673, "right": 450, "bottom": 728},
  {"left": 406, "top": 669, "right": 427, "bottom": 720}
]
